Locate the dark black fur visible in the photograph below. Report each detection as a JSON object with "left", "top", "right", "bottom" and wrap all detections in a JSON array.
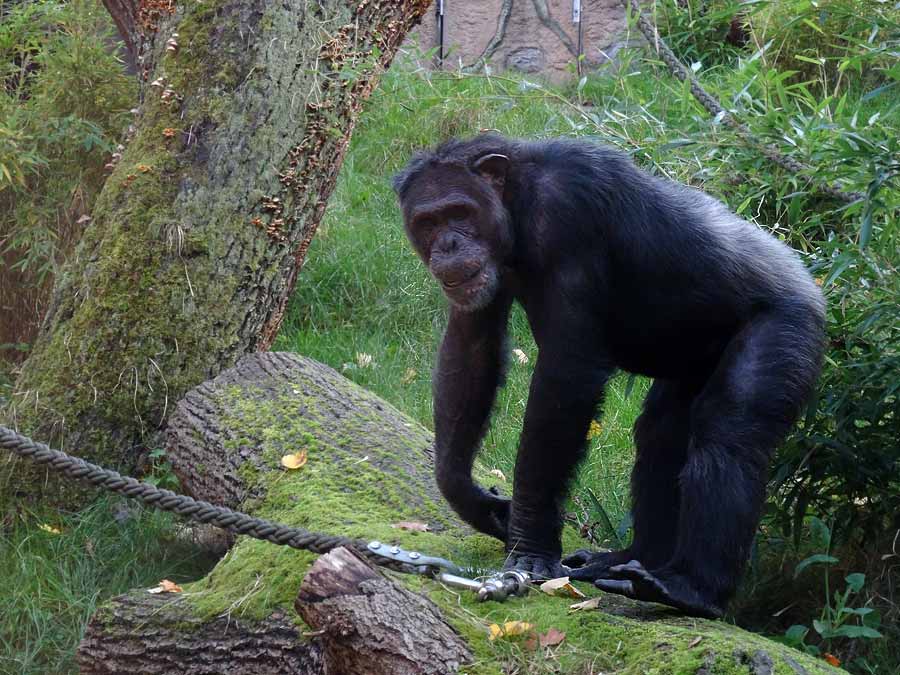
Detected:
[{"left": 393, "top": 134, "right": 825, "bottom": 618}]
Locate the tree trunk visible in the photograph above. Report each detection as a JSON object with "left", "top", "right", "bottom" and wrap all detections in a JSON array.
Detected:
[
  {"left": 0, "top": 0, "right": 431, "bottom": 509},
  {"left": 78, "top": 594, "right": 326, "bottom": 675},
  {"left": 78, "top": 353, "right": 841, "bottom": 674}
]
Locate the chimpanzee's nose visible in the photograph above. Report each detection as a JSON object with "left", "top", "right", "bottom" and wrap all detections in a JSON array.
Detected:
[{"left": 435, "top": 231, "right": 461, "bottom": 255}]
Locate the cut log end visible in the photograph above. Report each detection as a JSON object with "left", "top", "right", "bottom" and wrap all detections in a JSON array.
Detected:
[{"left": 296, "top": 547, "right": 472, "bottom": 675}]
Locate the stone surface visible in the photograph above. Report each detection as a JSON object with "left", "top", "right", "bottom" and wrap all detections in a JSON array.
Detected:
[
  {"left": 404, "top": 0, "right": 628, "bottom": 81},
  {"left": 506, "top": 46, "right": 546, "bottom": 72}
]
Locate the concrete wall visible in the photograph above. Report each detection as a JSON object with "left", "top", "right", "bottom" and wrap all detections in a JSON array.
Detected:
[{"left": 405, "top": 0, "right": 627, "bottom": 81}]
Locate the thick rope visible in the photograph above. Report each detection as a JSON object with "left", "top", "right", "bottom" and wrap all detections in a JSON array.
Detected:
[
  {"left": 625, "top": 0, "right": 863, "bottom": 204},
  {"left": 0, "top": 425, "right": 403, "bottom": 569}
]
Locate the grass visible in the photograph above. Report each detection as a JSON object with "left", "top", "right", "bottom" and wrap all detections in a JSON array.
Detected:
[{"left": 0, "top": 497, "right": 216, "bottom": 674}]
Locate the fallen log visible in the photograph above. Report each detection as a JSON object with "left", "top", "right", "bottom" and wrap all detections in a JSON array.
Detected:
[{"left": 78, "top": 352, "right": 841, "bottom": 674}]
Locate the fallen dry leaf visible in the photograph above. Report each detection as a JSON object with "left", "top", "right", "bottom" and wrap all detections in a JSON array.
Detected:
[
  {"left": 162, "top": 127, "right": 177, "bottom": 138},
  {"left": 688, "top": 636, "right": 703, "bottom": 648},
  {"left": 281, "top": 450, "right": 308, "bottom": 470},
  {"left": 586, "top": 420, "right": 603, "bottom": 440},
  {"left": 569, "top": 597, "right": 602, "bottom": 611},
  {"left": 488, "top": 621, "right": 535, "bottom": 641},
  {"left": 823, "top": 653, "right": 841, "bottom": 667},
  {"left": 502, "top": 620, "right": 533, "bottom": 637},
  {"left": 391, "top": 521, "right": 430, "bottom": 532},
  {"left": 512, "top": 348, "right": 529, "bottom": 364},
  {"left": 148, "top": 579, "right": 183, "bottom": 594},
  {"left": 489, "top": 468, "right": 507, "bottom": 482},
  {"left": 539, "top": 628, "right": 566, "bottom": 647},
  {"left": 38, "top": 523, "right": 62, "bottom": 534},
  {"left": 356, "top": 352, "right": 373, "bottom": 368},
  {"left": 400, "top": 368, "right": 418, "bottom": 385},
  {"left": 540, "top": 576, "right": 586, "bottom": 599}
]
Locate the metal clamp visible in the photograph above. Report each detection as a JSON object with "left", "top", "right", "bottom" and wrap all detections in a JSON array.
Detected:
[
  {"left": 437, "top": 569, "right": 531, "bottom": 602},
  {"left": 367, "top": 541, "right": 461, "bottom": 576},
  {"left": 366, "top": 541, "right": 532, "bottom": 602}
]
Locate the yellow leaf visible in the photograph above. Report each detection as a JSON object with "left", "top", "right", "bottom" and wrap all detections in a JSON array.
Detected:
[
  {"left": 400, "top": 367, "right": 418, "bottom": 385},
  {"left": 586, "top": 420, "right": 602, "bottom": 440},
  {"left": 488, "top": 620, "right": 535, "bottom": 641},
  {"left": 281, "top": 450, "right": 308, "bottom": 470},
  {"left": 39, "top": 523, "right": 62, "bottom": 534},
  {"left": 502, "top": 620, "right": 534, "bottom": 637},
  {"left": 540, "top": 576, "right": 586, "bottom": 599}
]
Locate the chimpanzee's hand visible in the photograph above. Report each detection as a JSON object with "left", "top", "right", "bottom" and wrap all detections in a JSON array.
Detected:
[
  {"left": 563, "top": 548, "right": 636, "bottom": 581},
  {"left": 461, "top": 486, "right": 509, "bottom": 542}
]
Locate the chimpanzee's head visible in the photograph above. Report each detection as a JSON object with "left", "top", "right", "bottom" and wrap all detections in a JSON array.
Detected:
[{"left": 393, "top": 135, "right": 514, "bottom": 311}]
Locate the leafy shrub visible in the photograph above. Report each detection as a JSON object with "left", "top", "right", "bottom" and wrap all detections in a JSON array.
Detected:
[
  {"left": 0, "top": 0, "right": 135, "bottom": 356},
  {"left": 654, "top": 0, "right": 749, "bottom": 67}
]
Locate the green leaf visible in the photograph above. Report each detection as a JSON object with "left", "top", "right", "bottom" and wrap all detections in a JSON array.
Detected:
[
  {"left": 784, "top": 625, "right": 809, "bottom": 645},
  {"left": 829, "top": 625, "right": 883, "bottom": 639},
  {"left": 813, "top": 619, "right": 832, "bottom": 637},
  {"left": 794, "top": 553, "right": 839, "bottom": 578},
  {"left": 809, "top": 516, "right": 831, "bottom": 548},
  {"left": 845, "top": 573, "right": 865, "bottom": 593},
  {"left": 859, "top": 207, "right": 873, "bottom": 249}
]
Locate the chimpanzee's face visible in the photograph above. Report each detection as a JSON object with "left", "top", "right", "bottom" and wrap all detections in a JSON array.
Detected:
[{"left": 398, "top": 163, "right": 511, "bottom": 311}]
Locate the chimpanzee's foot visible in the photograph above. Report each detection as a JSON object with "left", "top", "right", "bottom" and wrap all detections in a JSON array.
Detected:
[
  {"left": 504, "top": 550, "right": 567, "bottom": 580},
  {"left": 563, "top": 548, "right": 635, "bottom": 581},
  {"left": 593, "top": 560, "right": 724, "bottom": 619}
]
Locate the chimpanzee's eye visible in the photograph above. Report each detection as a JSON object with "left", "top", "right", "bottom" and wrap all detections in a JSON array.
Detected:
[
  {"left": 446, "top": 206, "right": 469, "bottom": 222},
  {"left": 415, "top": 217, "right": 436, "bottom": 232}
]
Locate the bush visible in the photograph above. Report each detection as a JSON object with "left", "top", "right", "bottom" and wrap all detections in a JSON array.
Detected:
[{"left": 0, "top": 0, "right": 135, "bottom": 357}]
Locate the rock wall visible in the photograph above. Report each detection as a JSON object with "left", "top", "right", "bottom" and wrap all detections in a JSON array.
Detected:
[{"left": 405, "top": 0, "right": 627, "bottom": 81}]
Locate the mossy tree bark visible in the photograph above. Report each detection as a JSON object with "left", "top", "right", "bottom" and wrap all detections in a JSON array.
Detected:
[
  {"left": 0, "top": 0, "right": 430, "bottom": 509},
  {"left": 78, "top": 353, "right": 842, "bottom": 674}
]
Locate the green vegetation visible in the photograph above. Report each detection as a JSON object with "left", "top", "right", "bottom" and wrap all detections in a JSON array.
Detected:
[
  {"left": 1, "top": 0, "right": 897, "bottom": 672},
  {"left": 0, "top": 497, "right": 216, "bottom": 674},
  {"left": 0, "top": 0, "right": 135, "bottom": 355}
]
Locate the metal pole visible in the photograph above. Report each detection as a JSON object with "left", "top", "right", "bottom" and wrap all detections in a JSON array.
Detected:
[
  {"left": 574, "top": 0, "right": 583, "bottom": 76},
  {"left": 437, "top": 0, "right": 445, "bottom": 69}
]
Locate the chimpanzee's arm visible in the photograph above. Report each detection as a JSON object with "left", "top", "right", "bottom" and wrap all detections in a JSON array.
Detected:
[
  {"left": 506, "top": 329, "right": 613, "bottom": 577},
  {"left": 434, "top": 293, "right": 514, "bottom": 541}
]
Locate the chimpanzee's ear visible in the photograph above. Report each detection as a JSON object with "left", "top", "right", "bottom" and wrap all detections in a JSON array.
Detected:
[{"left": 472, "top": 153, "right": 509, "bottom": 192}]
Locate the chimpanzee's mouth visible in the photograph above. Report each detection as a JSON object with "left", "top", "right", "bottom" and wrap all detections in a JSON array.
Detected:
[
  {"left": 442, "top": 270, "right": 493, "bottom": 307},
  {"left": 441, "top": 266, "right": 483, "bottom": 290}
]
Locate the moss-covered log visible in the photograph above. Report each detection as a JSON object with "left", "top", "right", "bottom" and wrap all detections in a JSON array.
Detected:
[
  {"left": 0, "top": 0, "right": 430, "bottom": 509},
  {"left": 78, "top": 353, "right": 842, "bottom": 674}
]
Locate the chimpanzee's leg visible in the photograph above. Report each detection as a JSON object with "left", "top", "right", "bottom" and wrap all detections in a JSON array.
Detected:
[
  {"left": 566, "top": 379, "right": 698, "bottom": 578},
  {"left": 594, "top": 307, "right": 823, "bottom": 617}
]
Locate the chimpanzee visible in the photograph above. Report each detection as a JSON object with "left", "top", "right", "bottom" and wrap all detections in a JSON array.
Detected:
[{"left": 392, "top": 134, "right": 824, "bottom": 618}]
